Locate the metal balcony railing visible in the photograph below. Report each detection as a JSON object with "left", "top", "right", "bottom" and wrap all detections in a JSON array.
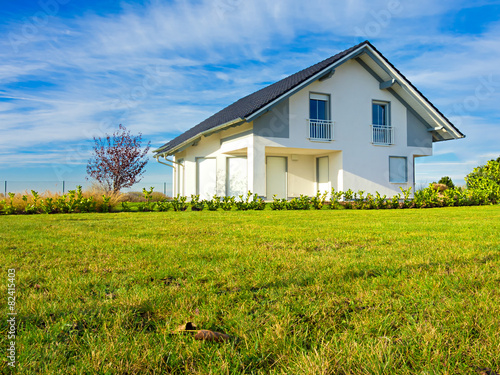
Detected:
[
  {"left": 371, "top": 125, "right": 394, "bottom": 145},
  {"left": 308, "top": 119, "right": 334, "bottom": 141}
]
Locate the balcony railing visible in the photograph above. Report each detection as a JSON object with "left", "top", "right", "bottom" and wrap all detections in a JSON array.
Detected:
[
  {"left": 308, "top": 119, "right": 334, "bottom": 141},
  {"left": 371, "top": 125, "right": 394, "bottom": 145}
]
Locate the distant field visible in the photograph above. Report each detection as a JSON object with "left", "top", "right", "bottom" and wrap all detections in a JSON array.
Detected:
[{"left": 1, "top": 206, "right": 499, "bottom": 374}]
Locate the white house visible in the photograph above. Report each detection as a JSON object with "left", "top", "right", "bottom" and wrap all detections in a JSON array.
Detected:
[{"left": 154, "top": 41, "right": 464, "bottom": 200}]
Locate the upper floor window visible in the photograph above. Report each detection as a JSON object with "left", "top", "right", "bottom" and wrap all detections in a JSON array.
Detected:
[
  {"left": 308, "top": 93, "right": 333, "bottom": 141},
  {"left": 372, "top": 102, "right": 388, "bottom": 125},
  {"left": 310, "top": 93, "right": 330, "bottom": 120},
  {"left": 372, "top": 101, "right": 393, "bottom": 145}
]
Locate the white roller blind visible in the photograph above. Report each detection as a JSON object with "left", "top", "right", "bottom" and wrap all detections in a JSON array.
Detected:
[
  {"left": 197, "top": 158, "right": 217, "bottom": 199},
  {"left": 227, "top": 157, "right": 247, "bottom": 197},
  {"left": 266, "top": 157, "right": 287, "bottom": 199},
  {"left": 389, "top": 157, "right": 407, "bottom": 183},
  {"left": 310, "top": 93, "right": 329, "bottom": 101}
]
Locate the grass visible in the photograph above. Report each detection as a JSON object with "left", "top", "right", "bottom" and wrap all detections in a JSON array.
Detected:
[{"left": 1, "top": 206, "right": 499, "bottom": 374}]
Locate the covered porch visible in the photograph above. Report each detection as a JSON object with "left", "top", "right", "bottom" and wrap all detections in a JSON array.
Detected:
[
  {"left": 177, "top": 145, "right": 343, "bottom": 200},
  {"left": 258, "top": 147, "right": 342, "bottom": 200}
]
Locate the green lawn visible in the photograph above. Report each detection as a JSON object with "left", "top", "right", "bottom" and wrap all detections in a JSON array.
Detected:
[{"left": 1, "top": 206, "right": 500, "bottom": 374}]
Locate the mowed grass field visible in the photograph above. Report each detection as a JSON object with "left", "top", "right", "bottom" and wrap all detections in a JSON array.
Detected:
[{"left": 1, "top": 206, "right": 500, "bottom": 374}]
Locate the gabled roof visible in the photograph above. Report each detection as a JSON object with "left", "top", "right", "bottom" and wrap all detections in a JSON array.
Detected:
[{"left": 155, "top": 41, "right": 464, "bottom": 155}]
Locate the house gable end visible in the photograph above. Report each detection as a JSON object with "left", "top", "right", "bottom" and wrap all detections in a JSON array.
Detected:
[{"left": 407, "top": 109, "right": 432, "bottom": 148}]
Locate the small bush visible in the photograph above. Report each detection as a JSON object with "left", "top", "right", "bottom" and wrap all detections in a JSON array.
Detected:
[
  {"left": 171, "top": 195, "right": 188, "bottom": 212},
  {"left": 206, "top": 195, "right": 221, "bottom": 211},
  {"left": 329, "top": 188, "right": 343, "bottom": 209},
  {"left": 270, "top": 195, "right": 287, "bottom": 210},
  {"left": 311, "top": 191, "right": 327, "bottom": 210},
  {"left": 438, "top": 176, "right": 455, "bottom": 189},
  {"left": 220, "top": 196, "right": 235, "bottom": 211},
  {"left": 190, "top": 195, "right": 205, "bottom": 211}
]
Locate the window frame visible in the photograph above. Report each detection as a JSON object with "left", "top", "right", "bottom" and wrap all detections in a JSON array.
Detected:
[
  {"left": 372, "top": 100, "right": 391, "bottom": 126},
  {"left": 389, "top": 156, "right": 408, "bottom": 184},
  {"left": 309, "top": 92, "right": 331, "bottom": 121}
]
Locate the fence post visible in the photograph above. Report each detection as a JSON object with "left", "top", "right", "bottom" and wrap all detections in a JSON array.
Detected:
[{"left": 164, "top": 182, "right": 166, "bottom": 195}]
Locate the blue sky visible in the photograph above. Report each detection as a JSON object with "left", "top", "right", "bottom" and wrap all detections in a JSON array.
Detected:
[{"left": 1, "top": 0, "right": 500, "bottom": 193}]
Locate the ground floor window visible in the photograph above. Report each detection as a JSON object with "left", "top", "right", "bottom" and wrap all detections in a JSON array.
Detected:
[
  {"left": 226, "top": 157, "right": 247, "bottom": 197},
  {"left": 389, "top": 156, "right": 407, "bottom": 183}
]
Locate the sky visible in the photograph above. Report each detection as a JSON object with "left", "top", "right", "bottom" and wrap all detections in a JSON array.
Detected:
[{"left": 1, "top": 0, "right": 500, "bottom": 193}]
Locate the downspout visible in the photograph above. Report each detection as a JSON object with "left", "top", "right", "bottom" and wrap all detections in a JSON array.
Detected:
[{"left": 154, "top": 154, "right": 184, "bottom": 196}]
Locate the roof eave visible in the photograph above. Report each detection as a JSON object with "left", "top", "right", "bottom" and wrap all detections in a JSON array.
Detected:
[{"left": 154, "top": 117, "right": 245, "bottom": 156}]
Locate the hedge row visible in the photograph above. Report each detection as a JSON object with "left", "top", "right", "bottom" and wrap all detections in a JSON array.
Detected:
[{"left": 1, "top": 184, "right": 499, "bottom": 215}]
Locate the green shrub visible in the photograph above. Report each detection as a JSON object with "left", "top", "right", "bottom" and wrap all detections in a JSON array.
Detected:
[
  {"left": 363, "top": 193, "right": 375, "bottom": 209},
  {"left": 235, "top": 191, "right": 252, "bottom": 211},
  {"left": 101, "top": 195, "right": 112, "bottom": 213},
  {"left": 3, "top": 193, "right": 17, "bottom": 215},
  {"left": 343, "top": 189, "right": 354, "bottom": 209},
  {"left": 400, "top": 187, "right": 412, "bottom": 208},
  {"left": 354, "top": 190, "right": 365, "bottom": 209},
  {"left": 329, "top": 188, "right": 343, "bottom": 209},
  {"left": 311, "top": 191, "right": 327, "bottom": 210},
  {"left": 171, "top": 195, "right": 188, "bottom": 212},
  {"left": 270, "top": 195, "right": 287, "bottom": 210},
  {"left": 190, "top": 195, "right": 205, "bottom": 211},
  {"left": 248, "top": 193, "right": 266, "bottom": 210},
  {"left": 438, "top": 176, "right": 455, "bottom": 189},
  {"left": 466, "top": 159, "right": 500, "bottom": 204},
  {"left": 389, "top": 193, "right": 401, "bottom": 209},
  {"left": 374, "top": 192, "right": 386, "bottom": 209},
  {"left": 137, "top": 187, "right": 154, "bottom": 212},
  {"left": 206, "top": 195, "right": 221, "bottom": 211},
  {"left": 155, "top": 200, "right": 171, "bottom": 212},
  {"left": 220, "top": 196, "right": 235, "bottom": 211},
  {"left": 121, "top": 201, "right": 132, "bottom": 212},
  {"left": 287, "top": 195, "right": 311, "bottom": 210}
]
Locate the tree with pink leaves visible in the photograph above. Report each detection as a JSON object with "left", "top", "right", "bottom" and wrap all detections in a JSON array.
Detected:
[{"left": 86, "top": 125, "right": 151, "bottom": 193}]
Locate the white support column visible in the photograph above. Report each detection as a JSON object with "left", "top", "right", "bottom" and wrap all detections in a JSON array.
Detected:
[
  {"left": 331, "top": 151, "right": 343, "bottom": 192},
  {"left": 171, "top": 155, "right": 177, "bottom": 197},
  {"left": 251, "top": 135, "right": 266, "bottom": 196},
  {"left": 247, "top": 136, "right": 254, "bottom": 194}
]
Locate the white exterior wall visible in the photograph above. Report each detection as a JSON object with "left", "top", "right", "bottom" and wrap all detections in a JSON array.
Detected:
[
  {"left": 170, "top": 59, "right": 433, "bottom": 198},
  {"left": 172, "top": 123, "right": 254, "bottom": 197},
  {"left": 254, "top": 59, "right": 432, "bottom": 196}
]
